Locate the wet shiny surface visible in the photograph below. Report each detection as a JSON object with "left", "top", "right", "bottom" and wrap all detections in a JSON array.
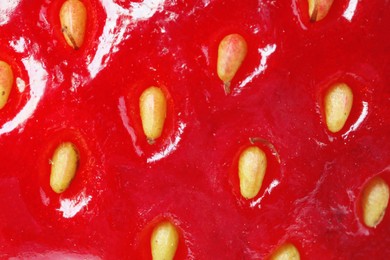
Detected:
[{"left": 0, "top": 0, "right": 389, "bottom": 259}]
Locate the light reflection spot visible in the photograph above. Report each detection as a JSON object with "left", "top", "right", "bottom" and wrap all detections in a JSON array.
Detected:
[{"left": 57, "top": 190, "right": 92, "bottom": 218}]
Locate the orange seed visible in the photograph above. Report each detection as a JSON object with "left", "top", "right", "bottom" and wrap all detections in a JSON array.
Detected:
[
  {"left": 0, "top": 61, "right": 13, "bottom": 109},
  {"left": 308, "top": 0, "right": 334, "bottom": 22},
  {"left": 60, "top": 0, "right": 87, "bottom": 49}
]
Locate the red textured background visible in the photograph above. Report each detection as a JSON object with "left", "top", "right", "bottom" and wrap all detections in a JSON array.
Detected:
[{"left": 0, "top": 0, "right": 389, "bottom": 259}]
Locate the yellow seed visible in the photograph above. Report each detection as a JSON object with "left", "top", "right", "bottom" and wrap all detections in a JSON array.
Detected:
[
  {"left": 217, "top": 33, "right": 248, "bottom": 94},
  {"left": 59, "top": 0, "right": 87, "bottom": 49},
  {"left": 361, "top": 177, "right": 389, "bottom": 228},
  {"left": 308, "top": 0, "right": 334, "bottom": 22},
  {"left": 238, "top": 146, "right": 267, "bottom": 199},
  {"left": 151, "top": 221, "right": 179, "bottom": 260},
  {"left": 324, "top": 83, "right": 353, "bottom": 133},
  {"left": 139, "top": 86, "right": 167, "bottom": 143},
  {"left": 0, "top": 61, "right": 13, "bottom": 110},
  {"left": 50, "top": 142, "right": 79, "bottom": 194},
  {"left": 269, "top": 243, "right": 300, "bottom": 260}
]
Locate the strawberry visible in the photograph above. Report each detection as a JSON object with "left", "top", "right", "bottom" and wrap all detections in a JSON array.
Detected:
[{"left": 0, "top": 0, "right": 389, "bottom": 259}]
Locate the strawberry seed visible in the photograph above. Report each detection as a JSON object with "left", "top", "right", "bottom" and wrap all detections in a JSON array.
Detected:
[
  {"left": 324, "top": 83, "right": 353, "bottom": 133},
  {"left": 361, "top": 177, "right": 389, "bottom": 228},
  {"left": 269, "top": 243, "right": 300, "bottom": 260},
  {"left": 151, "top": 221, "right": 179, "bottom": 260},
  {"left": 238, "top": 146, "right": 267, "bottom": 199},
  {"left": 308, "top": 0, "right": 334, "bottom": 22},
  {"left": 0, "top": 61, "right": 13, "bottom": 110},
  {"left": 50, "top": 142, "right": 79, "bottom": 194},
  {"left": 217, "top": 33, "right": 248, "bottom": 94},
  {"left": 139, "top": 86, "right": 167, "bottom": 144},
  {"left": 59, "top": 0, "right": 87, "bottom": 49}
]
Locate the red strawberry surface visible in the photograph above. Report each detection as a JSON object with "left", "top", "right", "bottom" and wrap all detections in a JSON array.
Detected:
[{"left": 0, "top": 0, "right": 389, "bottom": 259}]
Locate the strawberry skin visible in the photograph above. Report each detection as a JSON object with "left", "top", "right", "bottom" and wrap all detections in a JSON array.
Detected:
[{"left": 0, "top": 0, "right": 389, "bottom": 259}]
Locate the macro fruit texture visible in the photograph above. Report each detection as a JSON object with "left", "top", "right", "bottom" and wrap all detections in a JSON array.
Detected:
[{"left": 0, "top": 0, "right": 389, "bottom": 259}]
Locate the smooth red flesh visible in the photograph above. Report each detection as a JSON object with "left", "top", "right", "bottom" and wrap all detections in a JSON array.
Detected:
[{"left": 0, "top": 0, "right": 389, "bottom": 259}]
